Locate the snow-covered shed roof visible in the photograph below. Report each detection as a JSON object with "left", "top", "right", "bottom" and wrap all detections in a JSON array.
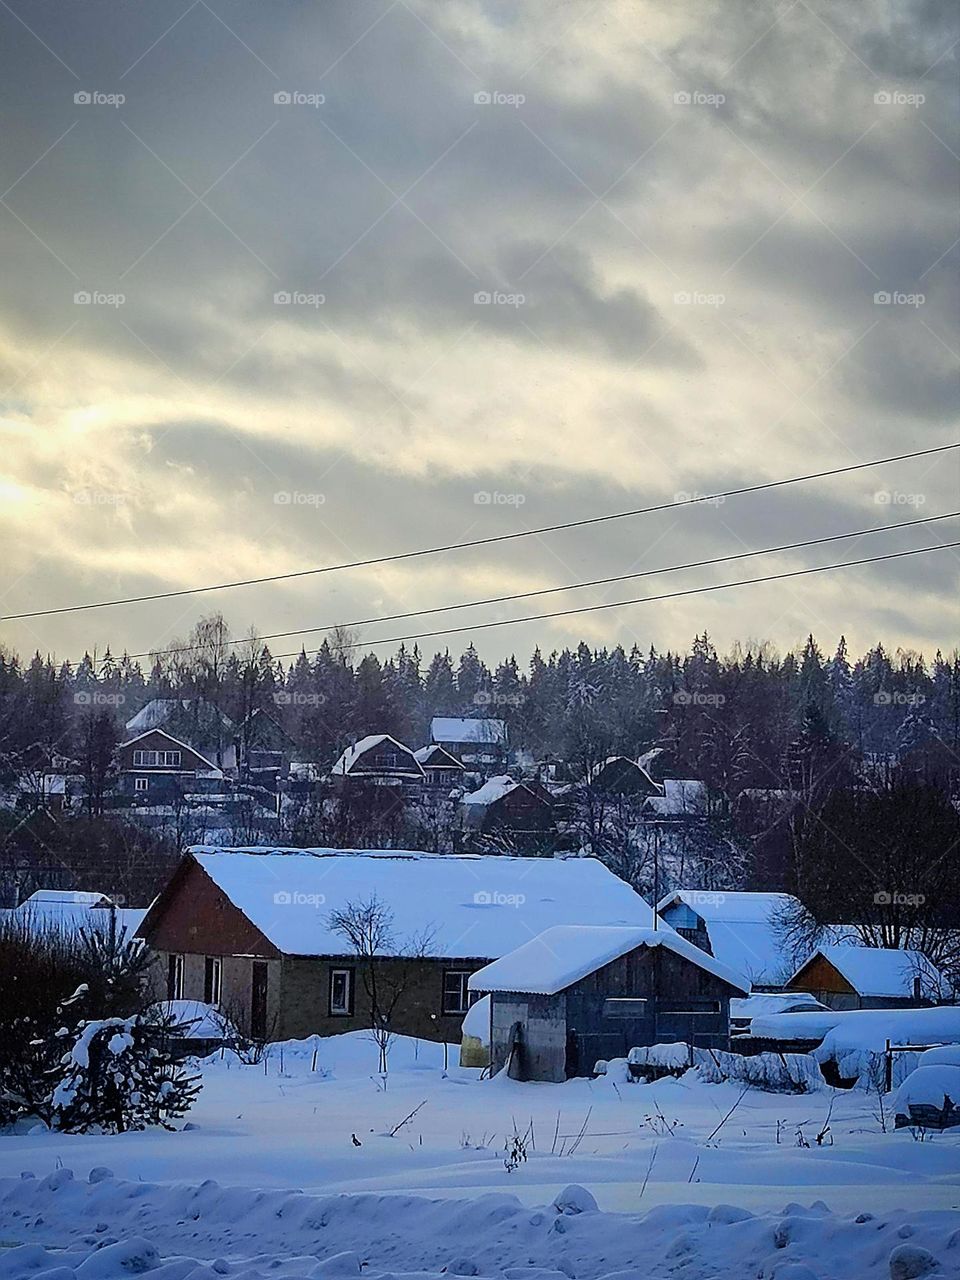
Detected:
[
  {"left": 469, "top": 924, "right": 749, "bottom": 996},
  {"left": 789, "top": 945, "right": 947, "bottom": 999},
  {"left": 182, "top": 848, "right": 656, "bottom": 960},
  {"left": 13, "top": 891, "right": 146, "bottom": 937},
  {"left": 643, "top": 778, "right": 708, "bottom": 815},
  {"left": 657, "top": 889, "right": 798, "bottom": 987},
  {"left": 331, "top": 735, "right": 423, "bottom": 777},
  {"left": 430, "top": 717, "right": 506, "bottom": 746}
]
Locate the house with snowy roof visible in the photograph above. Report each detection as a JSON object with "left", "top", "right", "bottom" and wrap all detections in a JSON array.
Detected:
[
  {"left": 137, "top": 846, "right": 656, "bottom": 1043},
  {"left": 430, "top": 717, "right": 507, "bottom": 770},
  {"left": 461, "top": 775, "right": 554, "bottom": 844},
  {"left": 587, "top": 756, "right": 661, "bottom": 797},
  {"left": 124, "top": 698, "right": 236, "bottom": 771},
  {"left": 114, "top": 727, "right": 226, "bottom": 805},
  {"left": 413, "top": 744, "right": 466, "bottom": 786},
  {"left": 656, "top": 889, "right": 799, "bottom": 989},
  {"left": 470, "top": 924, "right": 749, "bottom": 1082},
  {"left": 12, "top": 889, "right": 146, "bottom": 938},
  {"left": 330, "top": 735, "right": 424, "bottom": 786},
  {"left": 784, "top": 944, "right": 948, "bottom": 1010},
  {"left": 642, "top": 778, "right": 709, "bottom": 817}
]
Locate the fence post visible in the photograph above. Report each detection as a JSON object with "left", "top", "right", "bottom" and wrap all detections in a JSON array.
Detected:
[{"left": 884, "top": 1039, "right": 892, "bottom": 1093}]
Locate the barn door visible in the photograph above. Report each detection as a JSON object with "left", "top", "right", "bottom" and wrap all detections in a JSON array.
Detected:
[{"left": 251, "top": 961, "right": 269, "bottom": 1040}]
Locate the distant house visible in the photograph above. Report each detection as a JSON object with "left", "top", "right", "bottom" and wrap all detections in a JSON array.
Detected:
[
  {"left": 125, "top": 698, "right": 236, "bottom": 772},
  {"left": 657, "top": 890, "right": 799, "bottom": 990},
  {"left": 588, "top": 756, "right": 661, "bottom": 797},
  {"left": 461, "top": 775, "right": 554, "bottom": 846},
  {"left": 470, "top": 924, "right": 748, "bottom": 1082},
  {"left": 331, "top": 735, "right": 424, "bottom": 786},
  {"left": 413, "top": 744, "right": 466, "bottom": 786},
  {"left": 785, "top": 945, "right": 948, "bottom": 1010},
  {"left": 115, "top": 728, "right": 224, "bottom": 804},
  {"left": 12, "top": 889, "right": 146, "bottom": 937},
  {"left": 235, "top": 708, "right": 296, "bottom": 786},
  {"left": 137, "top": 847, "right": 656, "bottom": 1042},
  {"left": 430, "top": 717, "right": 507, "bottom": 769}
]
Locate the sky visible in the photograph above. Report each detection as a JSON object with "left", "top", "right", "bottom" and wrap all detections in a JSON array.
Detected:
[{"left": 0, "top": 0, "right": 957, "bottom": 672}]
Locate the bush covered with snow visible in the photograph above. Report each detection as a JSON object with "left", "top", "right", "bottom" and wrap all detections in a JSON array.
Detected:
[
  {"left": 51, "top": 1008, "right": 201, "bottom": 1134},
  {"left": 624, "top": 1042, "right": 823, "bottom": 1091}
]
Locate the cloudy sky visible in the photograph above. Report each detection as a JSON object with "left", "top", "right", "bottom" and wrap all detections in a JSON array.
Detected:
[{"left": 0, "top": 0, "right": 957, "bottom": 670}]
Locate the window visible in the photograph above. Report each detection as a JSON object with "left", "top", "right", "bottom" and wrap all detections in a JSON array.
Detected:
[
  {"left": 134, "top": 777, "right": 149, "bottom": 792},
  {"left": 442, "top": 969, "right": 474, "bottom": 1016},
  {"left": 329, "top": 967, "right": 354, "bottom": 1016},
  {"left": 168, "top": 953, "right": 184, "bottom": 1000},
  {"left": 132, "top": 749, "right": 182, "bottom": 768},
  {"left": 204, "top": 956, "right": 222, "bottom": 1006}
]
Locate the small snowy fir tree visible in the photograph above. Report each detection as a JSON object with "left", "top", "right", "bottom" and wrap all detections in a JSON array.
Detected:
[{"left": 51, "top": 1007, "right": 200, "bottom": 1134}]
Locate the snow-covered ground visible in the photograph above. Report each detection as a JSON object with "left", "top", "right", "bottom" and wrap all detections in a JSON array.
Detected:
[{"left": 1, "top": 1033, "right": 959, "bottom": 1279}]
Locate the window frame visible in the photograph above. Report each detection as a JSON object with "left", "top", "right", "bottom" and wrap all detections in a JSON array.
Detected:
[
  {"left": 204, "top": 956, "right": 222, "bottom": 1006},
  {"left": 134, "top": 776, "right": 149, "bottom": 793},
  {"left": 328, "top": 966, "right": 355, "bottom": 1016},
  {"left": 441, "top": 968, "right": 474, "bottom": 1016},
  {"left": 168, "top": 952, "right": 184, "bottom": 1000}
]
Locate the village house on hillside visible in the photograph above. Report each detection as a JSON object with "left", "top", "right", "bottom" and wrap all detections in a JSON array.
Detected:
[
  {"left": 136, "top": 847, "right": 656, "bottom": 1042},
  {"left": 330, "top": 735, "right": 425, "bottom": 787},
  {"left": 114, "top": 728, "right": 226, "bottom": 804},
  {"left": 588, "top": 756, "right": 661, "bottom": 797},
  {"left": 470, "top": 925, "right": 748, "bottom": 1082},
  {"left": 785, "top": 944, "right": 948, "bottom": 1010},
  {"left": 413, "top": 744, "right": 466, "bottom": 786},
  {"left": 461, "top": 775, "right": 554, "bottom": 848},
  {"left": 430, "top": 717, "right": 507, "bottom": 770},
  {"left": 125, "top": 698, "right": 236, "bottom": 771}
]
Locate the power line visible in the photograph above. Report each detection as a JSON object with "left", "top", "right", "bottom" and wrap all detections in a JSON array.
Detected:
[
  {"left": 266, "top": 540, "right": 959, "bottom": 658},
  {"left": 2, "top": 441, "right": 956, "bottom": 622},
  {"left": 121, "top": 509, "right": 959, "bottom": 661}
]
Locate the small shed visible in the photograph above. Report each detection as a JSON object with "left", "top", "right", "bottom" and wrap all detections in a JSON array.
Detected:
[
  {"left": 785, "top": 945, "right": 947, "bottom": 1010},
  {"left": 469, "top": 925, "right": 748, "bottom": 1082}
]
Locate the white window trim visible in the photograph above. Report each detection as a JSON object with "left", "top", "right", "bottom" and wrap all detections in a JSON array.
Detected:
[{"left": 329, "top": 967, "right": 353, "bottom": 1016}]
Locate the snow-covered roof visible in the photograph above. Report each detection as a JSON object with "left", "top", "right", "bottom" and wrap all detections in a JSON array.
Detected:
[
  {"left": 461, "top": 775, "right": 523, "bottom": 807},
  {"left": 125, "top": 698, "right": 184, "bottom": 732},
  {"left": 643, "top": 778, "right": 707, "bottom": 815},
  {"left": 469, "top": 924, "right": 749, "bottom": 995},
  {"left": 790, "top": 944, "right": 947, "bottom": 999},
  {"left": 13, "top": 892, "right": 146, "bottom": 938},
  {"left": 24, "top": 889, "right": 108, "bottom": 907},
  {"left": 730, "top": 992, "right": 828, "bottom": 1021},
  {"left": 657, "top": 889, "right": 798, "bottom": 987},
  {"left": 413, "top": 744, "right": 464, "bottom": 769},
  {"left": 183, "top": 847, "right": 656, "bottom": 960},
  {"left": 331, "top": 735, "right": 423, "bottom": 778},
  {"left": 430, "top": 717, "right": 506, "bottom": 746}
]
